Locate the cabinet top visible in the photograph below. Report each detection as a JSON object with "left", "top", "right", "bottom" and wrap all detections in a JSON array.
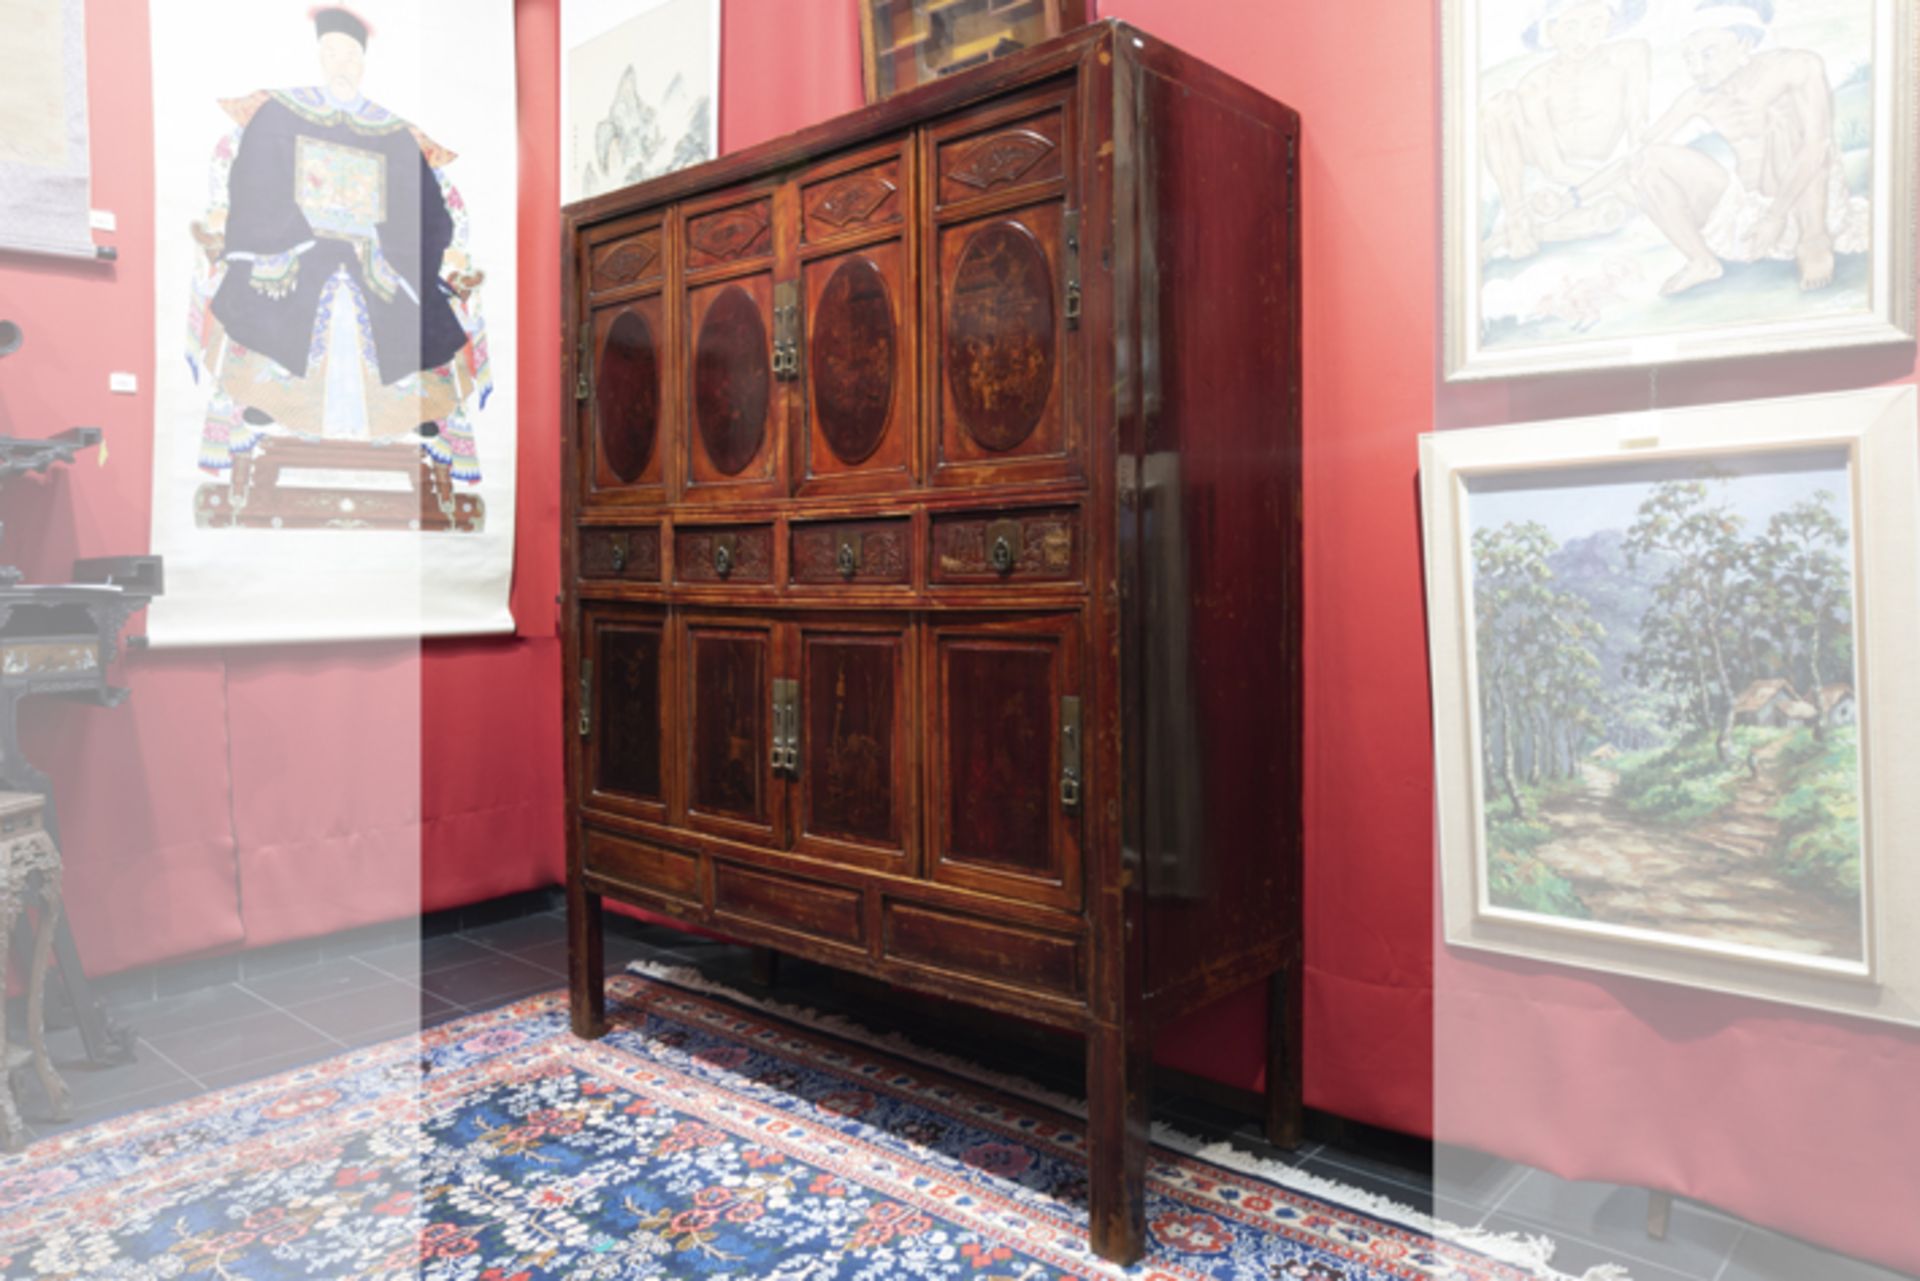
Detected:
[{"left": 562, "top": 19, "right": 1295, "bottom": 229}]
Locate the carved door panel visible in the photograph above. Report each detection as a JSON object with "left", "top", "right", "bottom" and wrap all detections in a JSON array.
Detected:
[
  {"left": 684, "top": 272, "right": 785, "bottom": 503},
  {"left": 578, "top": 216, "right": 668, "bottom": 507},
  {"left": 682, "top": 616, "right": 783, "bottom": 844},
  {"left": 789, "top": 619, "right": 914, "bottom": 873},
  {"left": 931, "top": 202, "right": 1079, "bottom": 485},
  {"left": 580, "top": 605, "right": 669, "bottom": 824},
  {"left": 927, "top": 613, "right": 1082, "bottom": 910},
  {"left": 795, "top": 140, "right": 917, "bottom": 497}
]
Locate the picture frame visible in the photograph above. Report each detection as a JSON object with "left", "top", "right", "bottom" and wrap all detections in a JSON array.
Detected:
[
  {"left": 858, "top": 0, "right": 1091, "bottom": 103},
  {"left": 1421, "top": 386, "right": 1920, "bottom": 1025},
  {"left": 1441, "top": 0, "right": 1917, "bottom": 381}
]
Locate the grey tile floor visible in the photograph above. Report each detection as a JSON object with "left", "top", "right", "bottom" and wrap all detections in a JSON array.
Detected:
[{"left": 9, "top": 896, "right": 1912, "bottom": 1280}]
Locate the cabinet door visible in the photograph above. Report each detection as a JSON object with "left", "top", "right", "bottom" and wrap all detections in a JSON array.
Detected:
[
  {"left": 791, "top": 619, "right": 913, "bottom": 873},
  {"left": 927, "top": 90, "right": 1080, "bottom": 488},
  {"left": 795, "top": 141, "right": 916, "bottom": 497},
  {"left": 927, "top": 614, "right": 1082, "bottom": 909},
  {"left": 682, "top": 616, "right": 781, "bottom": 844},
  {"left": 580, "top": 605, "right": 669, "bottom": 823},
  {"left": 683, "top": 190, "right": 786, "bottom": 504},
  {"left": 578, "top": 216, "right": 668, "bottom": 507}
]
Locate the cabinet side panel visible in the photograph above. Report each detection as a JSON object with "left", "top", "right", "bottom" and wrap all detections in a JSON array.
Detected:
[{"left": 1134, "top": 63, "right": 1302, "bottom": 1003}]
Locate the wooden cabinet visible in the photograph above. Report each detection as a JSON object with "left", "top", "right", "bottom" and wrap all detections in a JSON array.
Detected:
[{"left": 562, "top": 21, "right": 1302, "bottom": 1265}]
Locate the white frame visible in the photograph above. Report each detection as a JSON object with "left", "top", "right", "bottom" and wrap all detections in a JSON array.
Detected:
[
  {"left": 1441, "top": 0, "right": 1917, "bottom": 382},
  {"left": 1421, "top": 387, "right": 1920, "bottom": 1024}
]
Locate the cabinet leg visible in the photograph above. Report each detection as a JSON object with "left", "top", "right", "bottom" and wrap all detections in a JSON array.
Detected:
[
  {"left": 1264, "top": 960, "right": 1304, "bottom": 1149},
  {"left": 749, "top": 946, "right": 779, "bottom": 988},
  {"left": 1086, "top": 1022, "right": 1148, "bottom": 1265},
  {"left": 568, "top": 883, "right": 606, "bottom": 1040},
  {"left": 1647, "top": 1190, "right": 1673, "bottom": 1241}
]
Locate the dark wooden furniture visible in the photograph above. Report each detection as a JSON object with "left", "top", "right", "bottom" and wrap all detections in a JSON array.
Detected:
[
  {"left": 561, "top": 21, "right": 1302, "bottom": 1264},
  {"left": 1, "top": 430, "right": 163, "bottom": 1065},
  {"left": 0, "top": 791, "right": 69, "bottom": 1150}
]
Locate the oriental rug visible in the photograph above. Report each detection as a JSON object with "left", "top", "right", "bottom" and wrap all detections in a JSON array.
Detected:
[{"left": 0, "top": 965, "right": 1626, "bottom": 1280}]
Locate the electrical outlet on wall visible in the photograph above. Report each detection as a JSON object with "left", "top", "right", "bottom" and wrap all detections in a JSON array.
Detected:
[{"left": 109, "top": 372, "right": 138, "bottom": 394}]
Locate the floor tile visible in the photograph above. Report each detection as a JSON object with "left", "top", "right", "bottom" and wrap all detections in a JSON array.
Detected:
[
  {"left": 1431, "top": 1144, "right": 1532, "bottom": 1212},
  {"left": 285, "top": 980, "right": 455, "bottom": 1043},
  {"left": 236, "top": 939, "right": 323, "bottom": 981},
  {"left": 1496, "top": 1172, "right": 1741, "bottom": 1281},
  {"left": 510, "top": 938, "right": 570, "bottom": 977},
  {"left": 1475, "top": 1216, "right": 1701, "bottom": 1281},
  {"left": 141, "top": 1008, "right": 336, "bottom": 1079},
  {"left": 1719, "top": 1227, "right": 1917, "bottom": 1281},
  {"left": 241, "top": 956, "right": 394, "bottom": 1007},
  {"left": 462, "top": 912, "right": 566, "bottom": 954},
  {"left": 415, "top": 954, "right": 561, "bottom": 1011},
  {"left": 358, "top": 935, "right": 494, "bottom": 982},
  {"left": 1299, "top": 1153, "right": 1487, "bottom": 1231},
  {"left": 36, "top": 1039, "right": 199, "bottom": 1118},
  {"left": 122, "top": 982, "right": 276, "bottom": 1037}
]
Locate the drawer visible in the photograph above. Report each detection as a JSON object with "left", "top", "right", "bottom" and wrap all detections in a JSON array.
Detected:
[
  {"left": 882, "top": 901, "right": 1083, "bottom": 1000},
  {"left": 936, "top": 99, "right": 1067, "bottom": 209},
  {"left": 713, "top": 863, "right": 865, "bottom": 951},
  {"left": 580, "top": 526, "right": 662, "bottom": 581},
  {"left": 790, "top": 518, "right": 911, "bottom": 586},
  {"left": 583, "top": 830, "right": 700, "bottom": 908},
  {"left": 930, "top": 508, "right": 1078, "bottom": 584},
  {"left": 675, "top": 524, "right": 776, "bottom": 584}
]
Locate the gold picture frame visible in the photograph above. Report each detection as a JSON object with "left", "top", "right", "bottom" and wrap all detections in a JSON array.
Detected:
[{"left": 858, "top": 0, "right": 1091, "bottom": 103}]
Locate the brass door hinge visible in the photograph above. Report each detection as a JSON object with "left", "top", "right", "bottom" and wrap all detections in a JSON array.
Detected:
[
  {"left": 578, "top": 659, "right": 594, "bottom": 738},
  {"left": 574, "top": 325, "right": 591, "bottom": 402},
  {"left": 1063, "top": 209, "right": 1082, "bottom": 330},
  {"left": 773, "top": 281, "right": 802, "bottom": 381},
  {"left": 1060, "top": 694, "right": 1082, "bottom": 811}
]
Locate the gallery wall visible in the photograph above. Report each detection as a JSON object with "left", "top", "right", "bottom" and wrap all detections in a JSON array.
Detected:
[{"left": 3, "top": 1, "right": 1916, "bottom": 1271}]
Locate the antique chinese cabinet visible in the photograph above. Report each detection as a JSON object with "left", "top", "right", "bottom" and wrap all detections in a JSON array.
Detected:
[{"left": 560, "top": 21, "right": 1302, "bottom": 1263}]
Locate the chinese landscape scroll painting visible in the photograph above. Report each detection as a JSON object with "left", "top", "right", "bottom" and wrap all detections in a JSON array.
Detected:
[{"left": 1465, "top": 451, "right": 1866, "bottom": 968}]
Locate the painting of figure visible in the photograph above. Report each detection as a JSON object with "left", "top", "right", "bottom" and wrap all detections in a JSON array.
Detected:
[
  {"left": 1446, "top": 0, "right": 1913, "bottom": 378},
  {"left": 149, "top": 0, "right": 519, "bottom": 645},
  {"left": 184, "top": 6, "right": 494, "bottom": 500},
  {"left": 1464, "top": 450, "right": 1866, "bottom": 965}
]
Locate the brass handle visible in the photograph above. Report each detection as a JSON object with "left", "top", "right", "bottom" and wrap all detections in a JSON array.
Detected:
[
  {"left": 713, "top": 543, "right": 733, "bottom": 578},
  {"left": 609, "top": 538, "right": 627, "bottom": 573},
  {"left": 771, "top": 686, "right": 785, "bottom": 773},
  {"left": 991, "top": 536, "right": 1014, "bottom": 575},
  {"left": 1060, "top": 695, "right": 1081, "bottom": 813},
  {"left": 578, "top": 660, "right": 594, "bottom": 738},
  {"left": 836, "top": 541, "right": 858, "bottom": 580}
]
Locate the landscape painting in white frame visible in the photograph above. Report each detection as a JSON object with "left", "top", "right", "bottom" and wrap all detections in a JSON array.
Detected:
[
  {"left": 1442, "top": 0, "right": 1916, "bottom": 381},
  {"left": 563, "top": 0, "right": 721, "bottom": 204},
  {"left": 1420, "top": 386, "right": 1920, "bottom": 1025}
]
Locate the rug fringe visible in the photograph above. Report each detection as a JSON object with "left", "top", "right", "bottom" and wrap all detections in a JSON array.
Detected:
[{"left": 622, "top": 960, "right": 1633, "bottom": 1281}]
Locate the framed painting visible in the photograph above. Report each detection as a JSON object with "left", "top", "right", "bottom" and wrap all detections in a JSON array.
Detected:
[
  {"left": 1421, "top": 386, "right": 1920, "bottom": 1024},
  {"left": 859, "top": 0, "right": 1091, "bottom": 102},
  {"left": 562, "top": 0, "right": 721, "bottom": 204},
  {"left": 1442, "top": 0, "right": 1917, "bottom": 381}
]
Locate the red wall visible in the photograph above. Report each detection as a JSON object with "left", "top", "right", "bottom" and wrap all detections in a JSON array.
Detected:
[{"left": 6, "top": 2, "right": 1917, "bottom": 1271}]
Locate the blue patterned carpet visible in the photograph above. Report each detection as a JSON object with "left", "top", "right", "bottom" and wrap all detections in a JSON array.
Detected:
[{"left": 0, "top": 971, "right": 1571, "bottom": 1279}]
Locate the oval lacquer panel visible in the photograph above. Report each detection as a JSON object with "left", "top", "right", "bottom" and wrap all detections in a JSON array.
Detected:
[
  {"left": 595, "top": 309, "right": 660, "bottom": 484},
  {"left": 811, "top": 257, "right": 896, "bottom": 466},
  {"left": 694, "top": 285, "right": 771, "bottom": 477},
  {"left": 945, "top": 221, "right": 1056, "bottom": 453}
]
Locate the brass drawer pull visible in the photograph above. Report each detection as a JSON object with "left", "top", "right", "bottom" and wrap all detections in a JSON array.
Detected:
[
  {"left": 836, "top": 538, "right": 859, "bottom": 580},
  {"left": 713, "top": 543, "right": 733, "bottom": 578},
  {"left": 609, "top": 536, "right": 628, "bottom": 573}
]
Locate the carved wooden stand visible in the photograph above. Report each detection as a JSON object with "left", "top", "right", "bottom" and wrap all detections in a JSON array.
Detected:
[{"left": 0, "top": 792, "right": 71, "bottom": 1151}]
